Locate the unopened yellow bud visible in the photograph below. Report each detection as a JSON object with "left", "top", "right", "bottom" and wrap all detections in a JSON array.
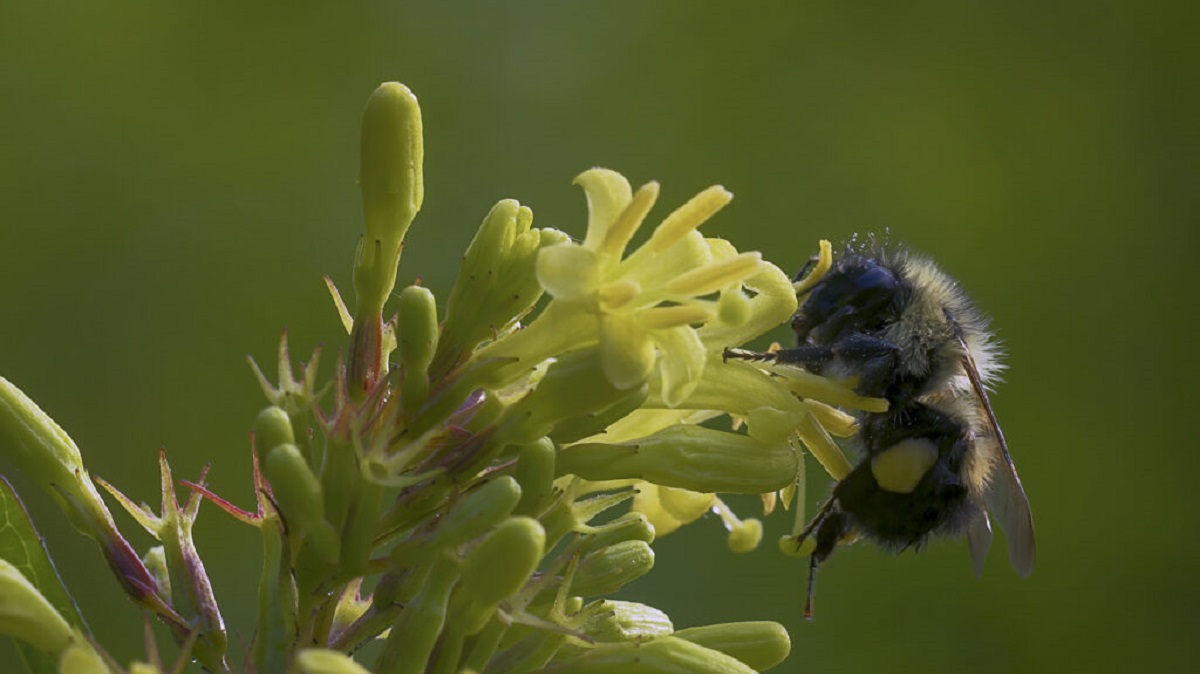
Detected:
[{"left": 674, "top": 621, "right": 792, "bottom": 671}]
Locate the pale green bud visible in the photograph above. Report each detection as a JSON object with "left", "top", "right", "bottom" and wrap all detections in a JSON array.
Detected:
[
  {"left": 376, "top": 561, "right": 459, "bottom": 674},
  {"left": 436, "top": 476, "right": 522, "bottom": 551},
  {"left": 571, "top": 540, "right": 654, "bottom": 597},
  {"left": 558, "top": 425, "right": 797, "bottom": 494},
  {"left": 536, "top": 635, "right": 756, "bottom": 674},
  {"left": 297, "top": 648, "right": 373, "bottom": 674},
  {"left": 513, "top": 438, "right": 556, "bottom": 517},
  {"left": 0, "top": 559, "right": 73, "bottom": 655},
  {"left": 252, "top": 406, "right": 295, "bottom": 457},
  {"left": 574, "top": 600, "right": 673, "bottom": 642},
  {"left": 351, "top": 82, "right": 424, "bottom": 393},
  {"left": 397, "top": 284, "right": 439, "bottom": 409},
  {"left": 461, "top": 517, "right": 545, "bottom": 607},
  {"left": 435, "top": 200, "right": 552, "bottom": 377},
  {"left": 674, "top": 622, "right": 792, "bottom": 672},
  {"left": 264, "top": 444, "right": 338, "bottom": 564}
]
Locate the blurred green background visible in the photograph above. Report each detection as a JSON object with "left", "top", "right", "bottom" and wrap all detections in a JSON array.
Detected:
[{"left": 1, "top": 2, "right": 1195, "bottom": 672}]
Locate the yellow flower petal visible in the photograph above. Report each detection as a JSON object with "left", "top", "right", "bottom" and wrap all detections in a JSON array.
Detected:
[
  {"left": 664, "top": 252, "right": 763, "bottom": 297},
  {"left": 599, "top": 181, "right": 659, "bottom": 261},
  {"left": 645, "top": 185, "right": 732, "bottom": 253},
  {"left": 537, "top": 243, "right": 600, "bottom": 301},
  {"left": 574, "top": 168, "right": 633, "bottom": 250}
]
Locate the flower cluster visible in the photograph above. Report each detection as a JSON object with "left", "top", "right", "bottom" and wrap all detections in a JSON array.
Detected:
[{"left": 0, "top": 82, "right": 876, "bottom": 673}]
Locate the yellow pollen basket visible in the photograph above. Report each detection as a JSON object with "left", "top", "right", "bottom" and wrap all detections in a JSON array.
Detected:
[{"left": 870, "top": 438, "right": 938, "bottom": 494}]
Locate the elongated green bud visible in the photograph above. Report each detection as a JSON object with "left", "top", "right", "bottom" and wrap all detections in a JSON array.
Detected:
[
  {"left": 458, "top": 513, "right": 544, "bottom": 633},
  {"left": 397, "top": 284, "right": 439, "bottom": 410},
  {"left": 535, "top": 636, "right": 757, "bottom": 674},
  {"left": 673, "top": 622, "right": 792, "bottom": 672},
  {"left": 0, "top": 560, "right": 74, "bottom": 656},
  {"left": 264, "top": 444, "right": 338, "bottom": 564},
  {"left": 571, "top": 540, "right": 654, "bottom": 597},
  {"left": 0, "top": 377, "right": 168, "bottom": 616},
  {"left": 0, "top": 377, "right": 112, "bottom": 536},
  {"left": 388, "top": 476, "right": 521, "bottom": 567},
  {"left": 351, "top": 82, "right": 424, "bottom": 392},
  {"left": 513, "top": 438, "right": 556, "bottom": 517},
  {"left": 460, "top": 517, "right": 545, "bottom": 607},
  {"left": 376, "top": 559, "right": 459, "bottom": 674},
  {"left": 558, "top": 425, "right": 797, "bottom": 494},
  {"left": 253, "top": 406, "right": 295, "bottom": 457},
  {"left": 297, "top": 648, "right": 373, "bottom": 674}
]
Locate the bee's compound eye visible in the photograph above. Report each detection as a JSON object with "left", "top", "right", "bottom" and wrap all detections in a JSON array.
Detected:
[{"left": 870, "top": 438, "right": 938, "bottom": 494}]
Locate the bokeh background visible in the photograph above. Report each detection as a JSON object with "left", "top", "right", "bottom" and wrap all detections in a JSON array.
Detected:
[{"left": 1, "top": 2, "right": 1196, "bottom": 672}]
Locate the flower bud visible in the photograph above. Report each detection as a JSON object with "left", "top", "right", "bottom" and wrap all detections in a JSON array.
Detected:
[
  {"left": 0, "top": 377, "right": 115, "bottom": 538},
  {"left": 513, "top": 438, "right": 556, "bottom": 517},
  {"left": 436, "top": 476, "right": 523, "bottom": 550},
  {"left": 297, "top": 648, "right": 373, "bottom": 674},
  {"left": 558, "top": 426, "right": 797, "bottom": 494},
  {"left": 574, "top": 600, "right": 673, "bottom": 642},
  {"left": 460, "top": 517, "right": 545, "bottom": 607},
  {"left": 673, "top": 622, "right": 792, "bottom": 672},
  {"left": 264, "top": 444, "right": 338, "bottom": 564},
  {"left": 351, "top": 82, "right": 424, "bottom": 393},
  {"left": 376, "top": 561, "right": 459, "bottom": 674},
  {"left": 435, "top": 200, "right": 554, "bottom": 378},
  {"left": 571, "top": 540, "right": 654, "bottom": 597},
  {"left": 539, "top": 635, "right": 757, "bottom": 674},
  {"left": 397, "top": 284, "right": 439, "bottom": 410},
  {"left": 253, "top": 406, "right": 295, "bottom": 456},
  {"left": 0, "top": 559, "right": 73, "bottom": 655}
]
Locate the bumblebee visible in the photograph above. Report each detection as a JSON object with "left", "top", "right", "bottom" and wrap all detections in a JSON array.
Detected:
[{"left": 729, "top": 242, "right": 1034, "bottom": 617}]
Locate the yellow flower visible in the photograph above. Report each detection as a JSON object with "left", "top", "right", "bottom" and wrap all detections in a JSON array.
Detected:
[{"left": 531, "top": 169, "right": 770, "bottom": 406}]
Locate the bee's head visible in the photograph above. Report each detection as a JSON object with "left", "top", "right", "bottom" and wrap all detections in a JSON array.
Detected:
[{"left": 792, "top": 256, "right": 906, "bottom": 345}]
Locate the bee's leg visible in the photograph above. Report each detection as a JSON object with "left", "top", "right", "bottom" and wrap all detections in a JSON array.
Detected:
[{"left": 829, "top": 333, "right": 900, "bottom": 396}]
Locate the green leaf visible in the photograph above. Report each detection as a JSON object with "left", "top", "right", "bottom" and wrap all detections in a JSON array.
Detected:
[{"left": 0, "top": 475, "right": 88, "bottom": 673}]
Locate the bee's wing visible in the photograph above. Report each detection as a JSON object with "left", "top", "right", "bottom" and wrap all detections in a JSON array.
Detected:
[
  {"left": 958, "top": 336, "right": 1036, "bottom": 578},
  {"left": 966, "top": 507, "right": 993, "bottom": 578}
]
